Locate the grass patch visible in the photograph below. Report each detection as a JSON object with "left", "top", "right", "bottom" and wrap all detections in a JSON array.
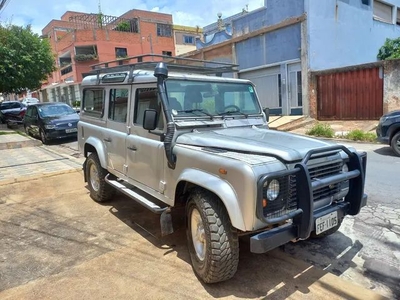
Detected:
[
  {"left": 0, "top": 131, "right": 16, "bottom": 135},
  {"left": 306, "top": 123, "right": 335, "bottom": 138},
  {"left": 345, "top": 129, "right": 377, "bottom": 142}
]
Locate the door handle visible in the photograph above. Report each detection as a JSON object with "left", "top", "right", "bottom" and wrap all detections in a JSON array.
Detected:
[
  {"left": 127, "top": 146, "right": 137, "bottom": 151},
  {"left": 103, "top": 138, "right": 112, "bottom": 142}
]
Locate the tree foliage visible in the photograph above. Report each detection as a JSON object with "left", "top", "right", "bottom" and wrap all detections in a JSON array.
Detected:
[
  {"left": 377, "top": 37, "right": 400, "bottom": 61},
  {"left": 0, "top": 24, "right": 55, "bottom": 93}
]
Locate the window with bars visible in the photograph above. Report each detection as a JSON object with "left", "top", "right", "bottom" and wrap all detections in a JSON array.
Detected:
[{"left": 157, "top": 23, "right": 172, "bottom": 37}]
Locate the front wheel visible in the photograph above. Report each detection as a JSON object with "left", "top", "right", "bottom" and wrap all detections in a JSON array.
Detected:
[
  {"left": 40, "top": 129, "right": 48, "bottom": 144},
  {"left": 186, "top": 189, "right": 239, "bottom": 283},
  {"left": 390, "top": 131, "right": 400, "bottom": 157},
  {"left": 85, "top": 153, "right": 115, "bottom": 202}
]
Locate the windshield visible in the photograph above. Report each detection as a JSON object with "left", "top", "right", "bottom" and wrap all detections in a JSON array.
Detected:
[
  {"left": 38, "top": 104, "right": 76, "bottom": 118},
  {"left": 165, "top": 79, "right": 261, "bottom": 118}
]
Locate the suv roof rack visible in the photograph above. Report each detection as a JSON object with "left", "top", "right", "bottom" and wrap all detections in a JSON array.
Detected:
[{"left": 87, "top": 53, "right": 238, "bottom": 77}]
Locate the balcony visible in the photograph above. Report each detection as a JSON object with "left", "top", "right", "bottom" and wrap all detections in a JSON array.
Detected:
[{"left": 75, "top": 45, "right": 98, "bottom": 63}]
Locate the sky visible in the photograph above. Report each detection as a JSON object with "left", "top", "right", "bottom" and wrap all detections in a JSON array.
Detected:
[{"left": 0, "top": 0, "right": 265, "bottom": 34}]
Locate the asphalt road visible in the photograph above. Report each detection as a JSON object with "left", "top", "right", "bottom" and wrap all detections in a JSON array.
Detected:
[{"left": 27, "top": 138, "right": 400, "bottom": 298}]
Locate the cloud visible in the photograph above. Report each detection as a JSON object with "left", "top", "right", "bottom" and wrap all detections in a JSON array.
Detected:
[{"left": 0, "top": 0, "right": 265, "bottom": 34}]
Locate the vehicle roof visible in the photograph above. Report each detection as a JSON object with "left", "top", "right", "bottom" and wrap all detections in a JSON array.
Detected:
[
  {"left": 30, "top": 102, "right": 69, "bottom": 107},
  {"left": 81, "top": 69, "right": 252, "bottom": 86}
]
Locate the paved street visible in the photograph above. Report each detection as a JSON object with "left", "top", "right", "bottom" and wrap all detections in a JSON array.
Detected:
[
  {"left": 0, "top": 172, "right": 386, "bottom": 300},
  {"left": 0, "top": 135, "right": 398, "bottom": 299}
]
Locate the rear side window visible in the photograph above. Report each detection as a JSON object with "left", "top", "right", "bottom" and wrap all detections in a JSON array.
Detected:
[
  {"left": 108, "top": 88, "right": 129, "bottom": 123},
  {"left": 83, "top": 89, "right": 105, "bottom": 117}
]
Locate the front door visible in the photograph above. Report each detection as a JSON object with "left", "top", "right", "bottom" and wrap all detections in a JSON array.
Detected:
[
  {"left": 288, "top": 63, "right": 303, "bottom": 115},
  {"left": 105, "top": 86, "right": 130, "bottom": 175},
  {"left": 125, "top": 86, "right": 165, "bottom": 192}
]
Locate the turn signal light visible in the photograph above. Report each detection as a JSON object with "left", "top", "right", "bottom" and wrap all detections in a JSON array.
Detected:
[
  {"left": 219, "top": 168, "right": 227, "bottom": 175},
  {"left": 262, "top": 199, "right": 268, "bottom": 207}
]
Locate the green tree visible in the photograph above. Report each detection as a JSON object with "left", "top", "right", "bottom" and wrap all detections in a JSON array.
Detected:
[
  {"left": 0, "top": 24, "right": 55, "bottom": 93},
  {"left": 377, "top": 37, "right": 400, "bottom": 60}
]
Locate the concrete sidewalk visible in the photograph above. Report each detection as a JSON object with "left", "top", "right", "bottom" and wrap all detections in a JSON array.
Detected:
[{"left": 0, "top": 130, "right": 83, "bottom": 185}]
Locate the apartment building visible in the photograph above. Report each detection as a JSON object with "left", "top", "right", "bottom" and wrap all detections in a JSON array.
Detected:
[{"left": 40, "top": 9, "right": 175, "bottom": 104}]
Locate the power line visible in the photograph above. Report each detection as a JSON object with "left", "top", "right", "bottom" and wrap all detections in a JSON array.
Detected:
[{"left": 0, "top": 0, "right": 12, "bottom": 16}]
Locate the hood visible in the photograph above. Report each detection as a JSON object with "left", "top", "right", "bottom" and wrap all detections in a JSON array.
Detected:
[
  {"left": 43, "top": 113, "right": 79, "bottom": 125},
  {"left": 176, "top": 127, "right": 335, "bottom": 162},
  {"left": 383, "top": 110, "right": 400, "bottom": 118}
]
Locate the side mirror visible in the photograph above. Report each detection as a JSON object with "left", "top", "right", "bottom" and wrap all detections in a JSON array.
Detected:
[
  {"left": 263, "top": 107, "right": 270, "bottom": 123},
  {"left": 143, "top": 109, "right": 158, "bottom": 130}
]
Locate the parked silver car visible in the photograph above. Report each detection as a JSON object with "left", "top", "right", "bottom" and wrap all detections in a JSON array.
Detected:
[{"left": 78, "top": 55, "right": 367, "bottom": 283}]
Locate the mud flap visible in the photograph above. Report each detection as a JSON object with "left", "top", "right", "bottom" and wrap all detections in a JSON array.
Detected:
[{"left": 160, "top": 207, "right": 173, "bottom": 236}]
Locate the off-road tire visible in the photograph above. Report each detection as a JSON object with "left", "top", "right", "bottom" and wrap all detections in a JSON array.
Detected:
[
  {"left": 390, "top": 131, "right": 400, "bottom": 157},
  {"left": 85, "top": 153, "right": 115, "bottom": 202},
  {"left": 186, "top": 189, "right": 239, "bottom": 283}
]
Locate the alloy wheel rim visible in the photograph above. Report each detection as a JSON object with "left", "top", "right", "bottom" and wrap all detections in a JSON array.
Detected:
[
  {"left": 191, "top": 208, "right": 206, "bottom": 261},
  {"left": 89, "top": 163, "right": 100, "bottom": 192}
]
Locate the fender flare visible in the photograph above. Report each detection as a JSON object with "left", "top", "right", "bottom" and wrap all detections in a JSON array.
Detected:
[
  {"left": 84, "top": 137, "right": 108, "bottom": 169},
  {"left": 177, "top": 168, "right": 246, "bottom": 231},
  {"left": 388, "top": 123, "right": 400, "bottom": 142}
]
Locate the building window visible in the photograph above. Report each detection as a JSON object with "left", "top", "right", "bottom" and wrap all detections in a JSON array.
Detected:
[
  {"left": 115, "top": 47, "right": 128, "bottom": 58},
  {"left": 397, "top": 8, "right": 400, "bottom": 25},
  {"left": 361, "top": 0, "right": 370, "bottom": 5},
  {"left": 183, "top": 35, "right": 194, "bottom": 44},
  {"left": 162, "top": 51, "right": 172, "bottom": 56},
  {"left": 297, "top": 71, "right": 302, "bottom": 107},
  {"left": 373, "top": 0, "right": 393, "bottom": 23},
  {"left": 157, "top": 23, "right": 172, "bottom": 37}
]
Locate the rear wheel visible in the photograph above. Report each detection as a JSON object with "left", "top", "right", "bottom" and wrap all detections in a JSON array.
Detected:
[
  {"left": 186, "top": 189, "right": 239, "bottom": 283},
  {"left": 85, "top": 153, "right": 114, "bottom": 202},
  {"left": 390, "top": 131, "right": 400, "bottom": 157}
]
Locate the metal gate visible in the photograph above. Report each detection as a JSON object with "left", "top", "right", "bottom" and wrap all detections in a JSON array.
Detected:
[{"left": 317, "top": 67, "right": 383, "bottom": 120}]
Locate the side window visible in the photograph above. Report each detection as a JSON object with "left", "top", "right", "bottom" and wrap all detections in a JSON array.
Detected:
[
  {"left": 108, "top": 88, "right": 129, "bottom": 123},
  {"left": 25, "top": 106, "right": 33, "bottom": 117},
  {"left": 134, "top": 88, "right": 163, "bottom": 130},
  {"left": 83, "top": 89, "right": 105, "bottom": 117}
]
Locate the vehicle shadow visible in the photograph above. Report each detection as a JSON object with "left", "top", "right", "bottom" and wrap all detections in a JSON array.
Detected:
[
  {"left": 373, "top": 146, "right": 398, "bottom": 157},
  {"left": 102, "top": 191, "right": 365, "bottom": 299}
]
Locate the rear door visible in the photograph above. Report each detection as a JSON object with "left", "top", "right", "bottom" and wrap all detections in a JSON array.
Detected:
[{"left": 105, "top": 86, "right": 130, "bottom": 175}]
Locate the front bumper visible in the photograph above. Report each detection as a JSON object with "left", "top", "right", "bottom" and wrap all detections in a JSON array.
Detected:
[
  {"left": 45, "top": 128, "right": 77, "bottom": 140},
  {"left": 251, "top": 145, "right": 367, "bottom": 254},
  {"left": 250, "top": 194, "right": 367, "bottom": 253}
]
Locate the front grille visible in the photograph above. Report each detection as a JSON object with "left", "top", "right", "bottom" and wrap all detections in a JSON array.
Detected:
[
  {"left": 309, "top": 161, "right": 343, "bottom": 202},
  {"left": 309, "top": 162, "right": 342, "bottom": 179},
  {"left": 262, "top": 175, "right": 297, "bottom": 219}
]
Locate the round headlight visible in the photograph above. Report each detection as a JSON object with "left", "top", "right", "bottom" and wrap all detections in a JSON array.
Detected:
[
  {"left": 342, "top": 163, "right": 349, "bottom": 173},
  {"left": 266, "top": 179, "right": 280, "bottom": 201}
]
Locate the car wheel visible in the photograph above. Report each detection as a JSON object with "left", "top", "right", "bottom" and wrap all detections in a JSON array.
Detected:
[
  {"left": 390, "top": 131, "right": 400, "bottom": 157},
  {"left": 186, "top": 189, "right": 239, "bottom": 283},
  {"left": 40, "top": 129, "right": 48, "bottom": 144},
  {"left": 85, "top": 153, "right": 115, "bottom": 202},
  {"left": 24, "top": 125, "right": 31, "bottom": 136}
]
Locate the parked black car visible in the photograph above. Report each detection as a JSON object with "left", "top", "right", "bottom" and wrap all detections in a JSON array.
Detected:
[
  {"left": 23, "top": 102, "right": 79, "bottom": 144},
  {"left": 376, "top": 109, "right": 400, "bottom": 156},
  {"left": 0, "top": 101, "right": 27, "bottom": 124}
]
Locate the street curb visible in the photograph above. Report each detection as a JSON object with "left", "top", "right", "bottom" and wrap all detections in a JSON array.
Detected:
[
  {"left": 0, "top": 139, "right": 42, "bottom": 150},
  {"left": 0, "top": 168, "right": 83, "bottom": 186}
]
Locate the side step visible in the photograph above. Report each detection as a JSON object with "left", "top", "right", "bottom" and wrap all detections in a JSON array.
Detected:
[{"left": 105, "top": 175, "right": 173, "bottom": 236}]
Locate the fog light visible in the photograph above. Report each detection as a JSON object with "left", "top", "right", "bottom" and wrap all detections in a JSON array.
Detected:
[{"left": 342, "top": 163, "right": 349, "bottom": 173}]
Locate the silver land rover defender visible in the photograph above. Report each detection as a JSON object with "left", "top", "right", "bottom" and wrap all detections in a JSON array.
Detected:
[{"left": 78, "top": 55, "right": 367, "bottom": 283}]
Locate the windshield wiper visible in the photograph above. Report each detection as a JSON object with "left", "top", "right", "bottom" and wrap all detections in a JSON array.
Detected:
[
  {"left": 177, "top": 109, "right": 214, "bottom": 119},
  {"left": 218, "top": 109, "right": 248, "bottom": 118}
]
